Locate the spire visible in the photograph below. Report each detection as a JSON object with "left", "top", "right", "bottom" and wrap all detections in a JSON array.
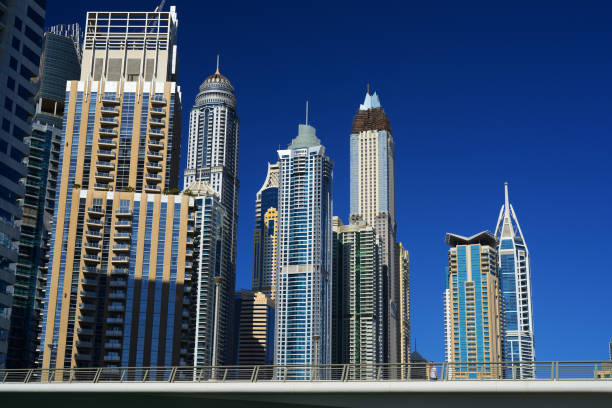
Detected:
[
  {"left": 504, "top": 182, "right": 510, "bottom": 217},
  {"left": 359, "top": 88, "right": 381, "bottom": 110},
  {"left": 215, "top": 54, "right": 220, "bottom": 74},
  {"left": 305, "top": 100, "right": 309, "bottom": 126}
]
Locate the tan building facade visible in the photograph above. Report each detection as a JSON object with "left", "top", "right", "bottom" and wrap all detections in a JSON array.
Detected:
[
  {"left": 446, "top": 232, "right": 502, "bottom": 379},
  {"left": 397, "top": 242, "right": 410, "bottom": 366},
  {"left": 235, "top": 290, "right": 274, "bottom": 365},
  {"left": 39, "top": 7, "right": 191, "bottom": 369}
]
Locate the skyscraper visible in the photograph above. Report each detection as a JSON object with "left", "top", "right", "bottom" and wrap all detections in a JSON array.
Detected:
[
  {"left": 397, "top": 242, "right": 410, "bottom": 367},
  {"left": 252, "top": 162, "right": 279, "bottom": 299},
  {"left": 332, "top": 217, "right": 383, "bottom": 375},
  {"left": 183, "top": 58, "right": 239, "bottom": 365},
  {"left": 446, "top": 231, "right": 502, "bottom": 379},
  {"left": 234, "top": 290, "right": 275, "bottom": 366},
  {"left": 186, "top": 181, "right": 225, "bottom": 367},
  {"left": 275, "top": 121, "right": 333, "bottom": 374},
  {"left": 40, "top": 7, "right": 193, "bottom": 369},
  {"left": 8, "top": 24, "right": 81, "bottom": 368},
  {"left": 494, "top": 182, "right": 535, "bottom": 374},
  {"left": 350, "top": 90, "right": 400, "bottom": 363},
  {"left": 0, "top": 0, "right": 46, "bottom": 368}
]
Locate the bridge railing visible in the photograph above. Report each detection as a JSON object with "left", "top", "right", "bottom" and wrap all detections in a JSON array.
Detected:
[{"left": 1, "top": 361, "right": 611, "bottom": 383}]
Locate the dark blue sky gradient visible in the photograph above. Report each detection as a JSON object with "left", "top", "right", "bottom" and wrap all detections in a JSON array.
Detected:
[{"left": 47, "top": 1, "right": 612, "bottom": 362}]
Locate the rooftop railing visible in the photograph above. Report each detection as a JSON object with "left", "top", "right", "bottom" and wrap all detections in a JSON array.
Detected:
[{"left": 1, "top": 362, "right": 611, "bottom": 384}]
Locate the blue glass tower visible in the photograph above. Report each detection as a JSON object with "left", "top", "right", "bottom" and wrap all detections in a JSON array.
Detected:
[
  {"left": 275, "top": 121, "right": 333, "bottom": 376},
  {"left": 494, "top": 183, "right": 535, "bottom": 377}
]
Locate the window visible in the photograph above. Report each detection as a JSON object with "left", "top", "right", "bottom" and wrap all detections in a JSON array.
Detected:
[
  {"left": 9, "top": 57, "right": 18, "bottom": 71},
  {"left": 20, "top": 65, "right": 33, "bottom": 80},
  {"left": 15, "top": 105, "right": 29, "bottom": 121},
  {"left": 1, "top": 120, "right": 9, "bottom": 132},
  {"left": 4, "top": 97, "right": 13, "bottom": 112},
  {"left": 10, "top": 147, "right": 22, "bottom": 162},
  {"left": 6, "top": 77, "right": 15, "bottom": 91},
  {"left": 25, "top": 26, "right": 42, "bottom": 47},
  {"left": 17, "top": 85, "right": 30, "bottom": 101},
  {"left": 22, "top": 45, "right": 39, "bottom": 66},
  {"left": 27, "top": 6, "right": 44, "bottom": 29},
  {"left": 11, "top": 37, "right": 20, "bottom": 52},
  {"left": 14, "top": 16, "right": 22, "bottom": 31}
]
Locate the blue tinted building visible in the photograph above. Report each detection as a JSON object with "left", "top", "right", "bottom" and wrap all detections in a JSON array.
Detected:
[
  {"left": 494, "top": 183, "right": 535, "bottom": 376},
  {"left": 275, "top": 122, "right": 333, "bottom": 376}
]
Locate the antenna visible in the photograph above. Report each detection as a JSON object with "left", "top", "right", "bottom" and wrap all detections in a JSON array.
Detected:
[
  {"left": 215, "top": 54, "right": 220, "bottom": 74},
  {"left": 305, "top": 100, "right": 309, "bottom": 125},
  {"left": 366, "top": 83, "right": 370, "bottom": 95}
]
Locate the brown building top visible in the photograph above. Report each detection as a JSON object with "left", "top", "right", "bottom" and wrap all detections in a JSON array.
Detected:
[{"left": 351, "top": 106, "right": 392, "bottom": 134}]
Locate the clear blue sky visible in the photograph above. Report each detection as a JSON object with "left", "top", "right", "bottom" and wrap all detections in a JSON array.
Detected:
[{"left": 47, "top": 0, "right": 612, "bottom": 362}]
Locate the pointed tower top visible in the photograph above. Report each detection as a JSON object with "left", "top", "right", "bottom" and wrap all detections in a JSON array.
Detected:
[
  {"left": 504, "top": 182, "right": 510, "bottom": 217},
  {"left": 215, "top": 54, "right": 220, "bottom": 74},
  {"left": 305, "top": 100, "right": 309, "bottom": 125},
  {"left": 366, "top": 83, "right": 370, "bottom": 95}
]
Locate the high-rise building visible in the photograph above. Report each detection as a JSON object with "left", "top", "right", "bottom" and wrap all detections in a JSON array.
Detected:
[
  {"left": 39, "top": 7, "right": 192, "bottom": 370},
  {"left": 275, "top": 121, "right": 333, "bottom": 374},
  {"left": 183, "top": 58, "right": 239, "bottom": 365},
  {"left": 350, "top": 90, "right": 400, "bottom": 362},
  {"left": 8, "top": 25, "right": 81, "bottom": 369},
  {"left": 397, "top": 242, "right": 410, "bottom": 366},
  {"left": 446, "top": 231, "right": 502, "bottom": 379},
  {"left": 332, "top": 217, "right": 383, "bottom": 375},
  {"left": 252, "top": 162, "right": 279, "bottom": 299},
  {"left": 494, "top": 183, "right": 535, "bottom": 374},
  {"left": 185, "top": 181, "right": 225, "bottom": 367},
  {"left": 234, "top": 290, "right": 275, "bottom": 366},
  {"left": 0, "top": 0, "right": 46, "bottom": 369}
]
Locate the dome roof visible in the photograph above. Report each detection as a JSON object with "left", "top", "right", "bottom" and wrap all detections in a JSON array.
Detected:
[{"left": 199, "top": 68, "right": 234, "bottom": 92}]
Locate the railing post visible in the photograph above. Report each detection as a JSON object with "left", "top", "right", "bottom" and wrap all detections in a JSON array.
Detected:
[
  {"left": 555, "top": 361, "right": 559, "bottom": 381},
  {"left": 119, "top": 368, "right": 126, "bottom": 382},
  {"left": 341, "top": 364, "right": 348, "bottom": 382},
  {"left": 251, "top": 366, "right": 259, "bottom": 382},
  {"left": 222, "top": 368, "right": 228, "bottom": 382},
  {"left": 441, "top": 363, "right": 446, "bottom": 381},
  {"left": 169, "top": 367, "right": 177, "bottom": 383},
  {"left": 142, "top": 369, "right": 149, "bottom": 382},
  {"left": 93, "top": 368, "right": 102, "bottom": 383},
  {"left": 376, "top": 366, "right": 382, "bottom": 380},
  {"left": 24, "top": 369, "right": 34, "bottom": 383}
]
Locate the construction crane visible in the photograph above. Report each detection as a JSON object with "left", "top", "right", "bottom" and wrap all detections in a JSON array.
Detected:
[{"left": 154, "top": 0, "right": 166, "bottom": 12}]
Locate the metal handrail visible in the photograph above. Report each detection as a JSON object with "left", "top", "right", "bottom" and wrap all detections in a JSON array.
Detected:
[{"left": 1, "top": 362, "right": 611, "bottom": 384}]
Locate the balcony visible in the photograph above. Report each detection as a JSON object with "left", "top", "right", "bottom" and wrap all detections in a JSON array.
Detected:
[
  {"left": 184, "top": 261, "right": 193, "bottom": 269},
  {"left": 99, "top": 127, "right": 118, "bottom": 137},
  {"left": 149, "top": 129, "right": 164, "bottom": 139},
  {"left": 114, "top": 220, "right": 131, "bottom": 229},
  {"left": 78, "top": 314, "right": 96, "bottom": 323},
  {"left": 106, "top": 317, "right": 124, "bottom": 324},
  {"left": 110, "top": 268, "right": 129, "bottom": 276},
  {"left": 108, "top": 292, "right": 125, "bottom": 300},
  {"left": 81, "top": 278, "right": 98, "bottom": 287},
  {"left": 108, "top": 304, "right": 124, "bottom": 312},
  {"left": 111, "top": 256, "right": 129, "bottom": 264},
  {"left": 151, "top": 96, "right": 166, "bottom": 105},
  {"left": 148, "top": 140, "right": 164, "bottom": 150},
  {"left": 144, "top": 185, "right": 161, "bottom": 193},
  {"left": 149, "top": 118, "right": 165, "bottom": 128},
  {"left": 146, "top": 162, "right": 162, "bottom": 171},
  {"left": 147, "top": 151, "right": 163, "bottom": 161},
  {"left": 85, "top": 230, "right": 102, "bottom": 239},
  {"left": 146, "top": 174, "right": 162, "bottom": 183},
  {"left": 80, "top": 290, "right": 97, "bottom": 299},
  {"left": 109, "top": 279, "right": 127, "bottom": 287},
  {"left": 84, "top": 242, "right": 102, "bottom": 251},
  {"left": 150, "top": 107, "right": 166, "bottom": 116},
  {"left": 75, "top": 353, "right": 92, "bottom": 361},
  {"left": 97, "top": 150, "right": 116, "bottom": 160},
  {"left": 79, "top": 303, "right": 96, "bottom": 311},
  {"left": 100, "top": 117, "right": 118, "bottom": 126},
  {"left": 100, "top": 107, "right": 119, "bottom": 115},
  {"left": 83, "top": 254, "right": 101, "bottom": 264},
  {"left": 95, "top": 172, "right": 114, "bottom": 182},
  {"left": 113, "top": 244, "right": 130, "bottom": 252},
  {"left": 114, "top": 232, "right": 131, "bottom": 241},
  {"left": 76, "top": 340, "right": 93, "bottom": 348},
  {"left": 77, "top": 328, "right": 94, "bottom": 336},
  {"left": 104, "top": 354, "right": 120, "bottom": 362},
  {"left": 102, "top": 95, "right": 120, "bottom": 105},
  {"left": 105, "top": 330, "right": 122, "bottom": 337},
  {"left": 115, "top": 209, "right": 132, "bottom": 217},
  {"left": 104, "top": 342, "right": 121, "bottom": 349},
  {"left": 82, "top": 266, "right": 100, "bottom": 275},
  {"left": 94, "top": 183, "right": 112, "bottom": 191},
  {"left": 96, "top": 161, "right": 114, "bottom": 170},
  {"left": 98, "top": 139, "right": 117, "bottom": 148},
  {"left": 86, "top": 218, "right": 104, "bottom": 228}
]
